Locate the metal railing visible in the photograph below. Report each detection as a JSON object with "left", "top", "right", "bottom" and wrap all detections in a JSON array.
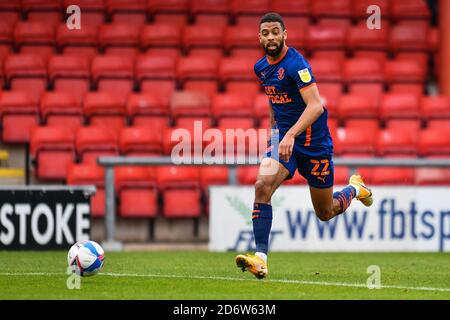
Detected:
[{"left": 97, "top": 156, "right": 450, "bottom": 250}]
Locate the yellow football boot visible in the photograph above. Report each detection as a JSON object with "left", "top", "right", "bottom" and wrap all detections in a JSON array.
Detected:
[
  {"left": 349, "top": 174, "right": 373, "bottom": 207},
  {"left": 235, "top": 254, "right": 268, "bottom": 279}
]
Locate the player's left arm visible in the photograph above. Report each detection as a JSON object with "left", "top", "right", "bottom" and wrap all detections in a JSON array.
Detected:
[{"left": 279, "top": 87, "right": 324, "bottom": 162}]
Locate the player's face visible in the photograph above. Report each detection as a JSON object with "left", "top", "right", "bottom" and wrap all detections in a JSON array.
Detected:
[{"left": 259, "top": 22, "right": 287, "bottom": 57}]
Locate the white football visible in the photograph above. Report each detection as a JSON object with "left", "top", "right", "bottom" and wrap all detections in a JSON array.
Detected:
[{"left": 67, "top": 240, "right": 105, "bottom": 276}]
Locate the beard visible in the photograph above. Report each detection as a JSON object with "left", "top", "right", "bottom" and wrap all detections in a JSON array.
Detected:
[{"left": 263, "top": 39, "right": 284, "bottom": 57}]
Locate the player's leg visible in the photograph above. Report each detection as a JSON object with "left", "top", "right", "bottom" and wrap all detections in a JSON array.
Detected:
[
  {"left": 235, "top": 157, "right": 291, "bottom": 279},
  {"left": 253, "top": 157, "right": 290, "bottom": 255},
  {"left": 309, "top": 174, "right": 373, "bottom": 221},
  {"left": 309, "top": 185, "right": 355, "bottom": 221},
  {"left": 300, "top": 156, "right": 373, "bottom": 221}
]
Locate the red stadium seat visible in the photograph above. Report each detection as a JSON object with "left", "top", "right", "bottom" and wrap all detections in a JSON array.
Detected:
[
  {"left": 22, "top": 0, "right": 62, "bottom": 25},
  {"left": 396, "top": 52, "right": 428, "bottom": 69},
  {"left": 136, "top": 54, "right": 177, "bottom": 86},
  {"left": 311, "top": 0, "right": 351, "bottom": 18},
  {"left": 389, "top": 84, "right": 424, "bottom": 95},
  {"left": 14, "top": 21, "right": 55, "bottom": 45},
  {"left": 380, "top": 93, "right": 420, "bottom": 120},
  {"left": 427, "top": 120, "right": 450, "bottom": 130},
  {"left": 344, "top": 58, "right": 384, "bottom": 83},
  {"left": 106, "top": 0, "right": 147, "bottom": 26},
  {"left": 195, "top": 14, "right": 228, "bottom": 27},
  {"left": 176, "top": 55, "right": 219, "bottom": 84},
  {"left": 64, "top": 0, "right": 105, "bottom": 27},
  {"left": 348, "top": 83, "right": 383, "bottom": 102},
  {"left": 40, "top": 91, "right": 84, "bottom": 132},
  {"left": 162, "top": 126, "right": 204, "bottom": 156},
  {"left": 226, "top": 81, "right": 261, "bottom": 97},
  {"left": 156, "top": 166, "right": 202, "bottom": 218},
  {"left": 390, "top": 0, "right": 430, "bottom": 20},
  {"left": 0, "top": 22, "right": 13, "bottom": 47},
  {"left": 353, "top": 51, "right": 388, "bottom": 66},
  {"left": 237, "top": 165, "right": 259, "bottom": 185},
  {"left": 116, "top": 166, "right": 158, "bottom": 218},
  {"left": 224, "top": 25, "right": 260, "bottom": 52},
  {"left": 91, "top": 55, "right": 135, "bottom": 102},
  {"left": 307, "top": 24, "right": 347, "bottom": 51},
  {"left": 141, "top": 23, "right": 182, "bottom": 49},
  {"left": 14, "top": 22, "right": 55, "bottom": 59},
  {"left": 334, "top": 166, "right": 350, "bottom": 185},
  {"left": 119, "top": 127, "right": 163, "bottom": 156},
  {"left": 140, "top": 80, "right": 176, "bottom": 99},
  {"left": 271, "top": 0, "right": 310, "bottom": 16},
  {"left": 389, "top": 22, "right": 429, "bottom": 52},
  {"left": 351, "top": 0, "right": 390, "bottom": 19},
  {"left": 376, "top": 128, "right": 418, "bottom": 157},
  {"left": 345, "top": 119, "right": 379, "bottom": 131},
  {"left": 0, "top": 2, "right": 20, "bottom": 25},
  {"left": 385, "top": 119, "right": 422, "bottom": 133},
  {"left": 144, "top": 48, "right": 180, "bottom": 60},
  {"left": 212, "top": 93, "right": 254, "bottom": 129},
  {"left": 418, "top": 128, "right": 450, "bottom": 156},
  {"left": 153, "top": 13, "right": 188, "bottom": 27},
  {"left": 428, "top": 27, "right": 440, "bottom": 53},
  {"left": 191, "top": 0, "right": 229, "bottom": 15},
  {"left": 56, "top": 23, "right": 98, "bottom": 60},
  {"left": 76, "top": 126, "right": 119, "bottom": 164},
  {"left": 30, "top": 126, "right": 75, "bottom": 181},
  {"left": 126, "top": 93, "right": 170, "bottom": 130},
  {"left": 371, "top": 167, "right": 415, "bottom": 185},
  {"left": 311, "top": 50, "right": 346, "bottom": 65},
  {"left": 221, "top": 44, "right": 260, "bottom": 93},
  {"left": 318, "top": 83, "right": 343, "bottom": 118},
  {"left": 4, "top": 54, "right": 48, "bottom": 101},
  {"left": 327, "top": 118, "right": 338, "bottom": 143},
  {"left": 98, "top": 23, "right": 140, "bottom": 56},
  {"left": 415, "top": 168, "right": 450, "bottom": 186},
  {"left": 421, "top": 96, "right": 450, "bottom": 119},
  {"left": 148, "top": 0, "right": 189, "bottom": 14},
  {"left": 183, "top": 79, "right": 219, "bottom": 100},
  {"left": 200, "top": 165, "right": 228, "bottom": 215},
  {"left": 347, "top": 22, "right": 388, "bottom": 51},
  {"left": 0, "top": 91, "right": 39, "bottom": 143},
  {"left": 48, "top": 54, "right": 91, "bottom": 100},
  {"left": 254, "top": 94, "right": 270, "bottom": 124},
  {"left": 84, "top": 92, "right": 127, "bottom": 131},
  {"left": 336, "top": 127, "right": 377, "bottom": 156},
  {"left": 200, "top": 166, "right": 229, "bottom": 189},
  {"left": 171, "top": 91, "right": 212, "bottom": 127},
  {"left": 309, "top": 58, "right": 342, "bottom": 83},
  {"left": 189, "top": 48, "right": 224, "bottom": 60},
  {"left": 231, "top": 0, "right": 269, "bottom": 17},
  {"left": 219, "top": 57, "right": 256, "bottom": 85},
  {"left": 183, "top": 24, "right": 224, "bottom": 52},
  {"left": 230, "top": 48, "right": 263, "bottom": 61},
  {"left": 280, "top": 16, "right": 310, "bottom": 30},
  {"left": 354, "top": 167, "right": 374, "bottom": 184},
  {"left": 0, "top": 58, "right": 4, "bottom": 88},
  {"left": 338, "top": 94, "right": 379, "bottom": 119},
  {"left": 67, "top": 163, "right": 105, "bottom": 217},
  {"left": 384, "top": 59, "right": 426, "bottom": 84}
]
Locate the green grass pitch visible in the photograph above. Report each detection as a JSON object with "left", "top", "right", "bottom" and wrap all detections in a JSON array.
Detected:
[{"left": 1, "top": 251, "right": 450, "bottom": 300}]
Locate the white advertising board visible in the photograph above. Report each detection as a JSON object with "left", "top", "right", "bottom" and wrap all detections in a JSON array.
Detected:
[{"left": 209, "top": 186, "right": 450, "bottom": 252}]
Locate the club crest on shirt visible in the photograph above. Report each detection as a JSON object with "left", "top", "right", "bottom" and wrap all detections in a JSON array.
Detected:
[
  {"left": 277, "top": 67, "right": 285, "bottom": 80},
  {"left": 298, "top": 68, "right": 312, "bottom": 83}
]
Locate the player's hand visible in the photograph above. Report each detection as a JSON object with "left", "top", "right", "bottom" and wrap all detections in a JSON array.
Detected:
[{"left": 279, "top": 134, "right": 294, "bottom": 162}]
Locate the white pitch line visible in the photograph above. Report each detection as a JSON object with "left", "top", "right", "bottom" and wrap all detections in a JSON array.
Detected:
[{"left": 1, "top": 272, "right": 450, "bottom": 293}]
